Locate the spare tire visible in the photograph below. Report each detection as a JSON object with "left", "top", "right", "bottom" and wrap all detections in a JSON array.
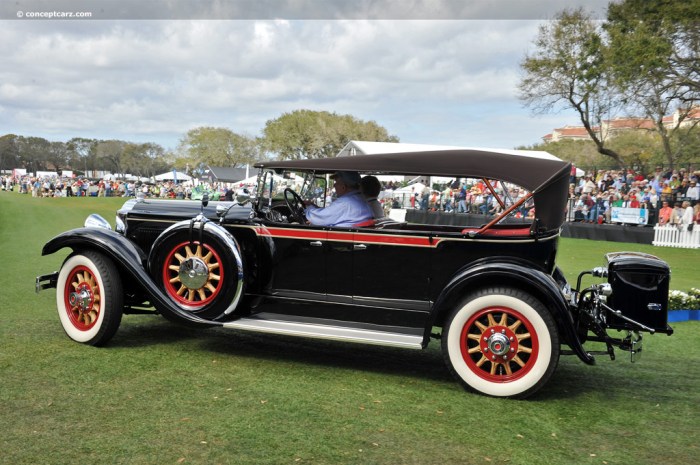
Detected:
[{"left": 149, "top": 221, "right": 244, "bottom": 321}]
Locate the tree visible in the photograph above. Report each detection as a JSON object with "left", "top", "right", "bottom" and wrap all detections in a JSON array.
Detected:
[
  {"left": 261, "top": 110, "right": 399, "bottom": 160},
  {"left": 0, "top": 134, "right": 19, "bottom": 171},
  {"left": 177, "top": 127, "right": 259, "bottom": 171},
  {"left": 518, "top": 139, "right": 610, "bottom": 171},
  {"left": 519, "top": 8, "right": 626, "bottom": 167},
  {"left": 96, "top": 140, "right": 126, "bottom": 177},
  {"left": 605, "top": 0, "right": 700, "bottom": 169},
  {"left": 46, "top": 141, "right": 69, "bottom": 173},
  {"left": 17, "top": 136, "right": 51, "bottom": 173},
  {"left": 66, "top": 138, "right": 99, "bottom": 175}
]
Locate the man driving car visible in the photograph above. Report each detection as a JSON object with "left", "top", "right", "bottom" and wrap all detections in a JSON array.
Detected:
[{"left": 305, "top": 171, "right": 373, "bottom": 227}]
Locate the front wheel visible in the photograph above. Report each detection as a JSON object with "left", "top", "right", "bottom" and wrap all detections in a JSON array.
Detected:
[
  {"left": 56, "top": 251, "right": 123, "bottom": 346},
  {"left": 441, "top": 287, "right": 559, "bottom": 398}
]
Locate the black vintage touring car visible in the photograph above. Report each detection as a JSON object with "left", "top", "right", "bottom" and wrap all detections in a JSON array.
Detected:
[{"left": 36, "top": 148, "right": 673, "bottom": 398}]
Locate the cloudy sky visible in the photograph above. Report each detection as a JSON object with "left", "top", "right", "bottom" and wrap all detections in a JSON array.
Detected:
[{"left": 0, "top": 0, "right": 611, "bottom": 152}]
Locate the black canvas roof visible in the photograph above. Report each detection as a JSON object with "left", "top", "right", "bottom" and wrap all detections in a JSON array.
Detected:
[{"left": 255, "top": 149, "right": 570, "bottom": 194}]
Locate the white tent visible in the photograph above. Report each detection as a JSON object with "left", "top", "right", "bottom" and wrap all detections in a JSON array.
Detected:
[
  {"left": 154, "top": 170, "right": 192, "bottom": 182},
  {"left": 393, "top": 182, "right": 426, "bottom": 194}
]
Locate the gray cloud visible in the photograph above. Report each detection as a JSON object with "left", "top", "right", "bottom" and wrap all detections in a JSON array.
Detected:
[
  {"left": 3, "top": 0, "right": 611, "bottom": 20},
  {"left": 0, "top": 13, "right": 588, "bottom": 150}
]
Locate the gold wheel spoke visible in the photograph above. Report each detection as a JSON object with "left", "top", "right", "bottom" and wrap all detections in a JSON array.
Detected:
[
  {"left": 503, "top": 362, "right": 513, "bottom": 375},
  {"left": 517, "top": 332, "right": 531, "bottom": 343},
  {"left": 474, "top": 320, "right": 487, "bottom": 332},
  {"left": 509, "top": 320, "right": 522, "bottom": 332},
  {"left": 467, "top": 333, "right": 481, "bottom": 342},
  {"left": 476, "top": 356, "right": 489, "bottom": 368},
  {"left": 518, "top": 346, "right": 532, "bottom": 354},
  {"left": 174, "top": 252, "right": 185, "bottom": 263},
  {"left": 498, "top": 312, "right": 508, "bottom": 326},
  {"left": 487, "top": 313, "right": 497, "bottom": 327},
  {"left": 512, "top": 355, "right": 526, "bottom": 367},
  {"left": 468, "top": 346, "right": 482, "bottom": 354},
  {"left": 176, "top": 285, "right": 187, "bottom": 296}
]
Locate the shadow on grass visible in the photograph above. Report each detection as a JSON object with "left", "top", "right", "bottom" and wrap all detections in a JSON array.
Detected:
[
  {"left": 111, "top": 316, "right": 455, "bottom": 384},
  {"left": 104, "top": 316, "right": 644, "bottom": 400}
]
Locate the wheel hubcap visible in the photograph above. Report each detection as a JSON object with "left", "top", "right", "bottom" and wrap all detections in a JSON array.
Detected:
[
  {"left": 69, "top": 286, "right": 93, "bottom": 311},
  {"left": 484, "top": 330, "right": 513, "bottom": 358},
  {"left": 178, "top": 257, "right": 209, "bottom": 290}
]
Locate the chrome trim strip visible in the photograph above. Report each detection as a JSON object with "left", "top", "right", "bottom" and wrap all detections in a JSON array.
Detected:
[{"left": 222, "top": 317, "right": 424, "bottom": 349}]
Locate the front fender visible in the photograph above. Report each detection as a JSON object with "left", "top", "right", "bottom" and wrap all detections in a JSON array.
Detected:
[
  {"left": 433, "top": 258, "right": 595, "bottom": 365},
  {"left": 41, "top": 227, "right": 219, "bottom": 328}
]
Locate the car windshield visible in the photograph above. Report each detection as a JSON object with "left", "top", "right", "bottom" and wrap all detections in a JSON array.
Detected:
[{"left": 256, "top": 169, "right": 329, "bottom": 209}]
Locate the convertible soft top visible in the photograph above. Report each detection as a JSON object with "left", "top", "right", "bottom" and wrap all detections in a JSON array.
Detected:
[
  {"left": 256, "top": 148, "right": 572, "bottom": 231},
  {"left": 256, "top": 149, "right": 568, "bottom": 194}
]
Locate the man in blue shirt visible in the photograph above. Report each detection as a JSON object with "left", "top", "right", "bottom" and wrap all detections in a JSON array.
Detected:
[{"left": 305, "top": 171, "right": 373, "bottom": 227}]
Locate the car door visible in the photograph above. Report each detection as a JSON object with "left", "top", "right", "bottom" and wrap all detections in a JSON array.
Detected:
[
  {"left": 261, "top": 224, "right": 328, "bottom": 300},
  {"left": 349, "top": 227, "right": 432, "bottom": 328}
]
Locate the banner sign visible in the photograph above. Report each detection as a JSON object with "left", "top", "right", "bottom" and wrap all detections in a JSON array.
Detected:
[{"left": 611, "top": 207, "right": 648, "bottom": 225}]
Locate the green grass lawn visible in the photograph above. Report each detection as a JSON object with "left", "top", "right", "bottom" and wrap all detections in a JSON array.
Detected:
[{"left": 1, "top": 192, "right": 698, "bottom": 465}]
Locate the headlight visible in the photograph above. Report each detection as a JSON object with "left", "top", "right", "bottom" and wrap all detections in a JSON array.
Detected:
[
  {"left": 115, "top": 215, "right": 126, "bottom": 234},
  {"left": 84, "top": 214, "right": 112, "bottom": 230}
]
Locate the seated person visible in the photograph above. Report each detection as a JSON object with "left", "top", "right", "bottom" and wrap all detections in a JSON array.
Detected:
[
  {"left": 360, "top": 175, "right": 385, "bottom": 219},
  {"left": 305, "top": 171, "right": 373, "bottom": 227}
]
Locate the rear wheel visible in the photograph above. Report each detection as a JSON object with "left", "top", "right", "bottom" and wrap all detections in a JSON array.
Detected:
[
  {"left": 442, "top": 287, "right": 559, "bottom": 398},
  {"left": 56, "top": 251, "right": 123, "bottom": 346}
]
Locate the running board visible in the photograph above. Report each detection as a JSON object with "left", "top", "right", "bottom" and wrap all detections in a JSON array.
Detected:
[{"left": 222, "top": 315, "right": 424, "bottom": 349}]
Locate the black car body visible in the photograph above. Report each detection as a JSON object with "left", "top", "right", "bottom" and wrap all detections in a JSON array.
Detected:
[{"left": 36, "top": 147, "right": 673, "bottom": 398}]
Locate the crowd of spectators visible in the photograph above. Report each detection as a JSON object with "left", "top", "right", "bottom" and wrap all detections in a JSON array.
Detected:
[
  {"left": 382, "top": 166, "right": 700, "bottom": 227},
  {"left": 0, "top": 174, "right": 249, "bottom": 201},
  {"left": 567, "top": 167, "right": 699, "bottom": 227}
]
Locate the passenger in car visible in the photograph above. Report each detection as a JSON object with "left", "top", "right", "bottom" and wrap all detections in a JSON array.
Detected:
[
  {"left": 360, "top": 175, "right": 385, "bottom": 219},
  {"left": 305, "top": 171, "right": 373, "bottom": 227}
]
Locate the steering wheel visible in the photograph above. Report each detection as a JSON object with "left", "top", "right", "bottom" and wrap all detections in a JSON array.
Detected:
[{"left": 283, "top": 188, "right": 306, "bottom": 223}]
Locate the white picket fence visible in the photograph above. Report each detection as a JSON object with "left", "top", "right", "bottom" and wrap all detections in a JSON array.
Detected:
[{"left": 653, "top": 224, "right": 700, "bottom": 249}]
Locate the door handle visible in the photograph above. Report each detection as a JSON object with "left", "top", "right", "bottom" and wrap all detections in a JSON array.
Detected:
[
  {"left": 353, "top": 244, "right": 367, "bottom": 250},
  {"left": 310, "top": 241, "right": 323, "bottom": 247}
]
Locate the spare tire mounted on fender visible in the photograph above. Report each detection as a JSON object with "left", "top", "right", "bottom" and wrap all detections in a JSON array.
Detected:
[{"left": 149, "top": 220, "right": 244, "bottom": 321}]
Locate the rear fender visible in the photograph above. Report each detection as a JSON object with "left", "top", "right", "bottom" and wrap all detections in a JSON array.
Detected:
[
  {"left": 41, "top": 227, "right": 219, "bottom": 327},
  {"left": 432, "top": 259, "right": 595, "bottom": 365}
]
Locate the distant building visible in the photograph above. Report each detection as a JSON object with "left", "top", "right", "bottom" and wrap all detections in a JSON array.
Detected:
[{"left": 543, "top": 107, "right": 700, "bottom": 143}]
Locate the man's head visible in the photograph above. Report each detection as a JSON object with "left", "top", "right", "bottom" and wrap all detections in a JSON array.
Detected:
[
  {"left": 331, "top": 171, "right": 361, "bottom": 196},
  {"left": 360, "top": 175, "right": 381, "bottom": 198}
]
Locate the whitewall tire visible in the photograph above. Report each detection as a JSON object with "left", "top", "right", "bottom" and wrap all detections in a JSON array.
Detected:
[
  {"left": 56, "top": 251, "right": 123, "bottom": 346},
  {"left": 442, "top": 287, "right": 559, "bottom": 398}
]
